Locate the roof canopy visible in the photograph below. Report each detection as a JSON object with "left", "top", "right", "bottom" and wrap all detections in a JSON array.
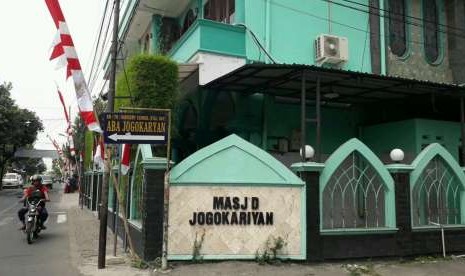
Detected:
[{"left": 202, "top": 64, "right": 465, "bottom": 105}]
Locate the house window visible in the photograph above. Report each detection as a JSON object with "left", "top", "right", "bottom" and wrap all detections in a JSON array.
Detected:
[
  {"left": 322, "top": 152, "right": 388, "bottom": 229},
  {"left": 388, "top": 0, "right": 407, "bottom": 57},
  {"left": 412, "top": 156, "right": 462, "bottom": 226},
  {"left": 181, "top": 9, "right": 197, "bottom": 35},
  {"left": 130, "top": 151, "right": 144, "bottom": 223},
  {"left": 423, "top": 0, "right": 439, "bottom": 63},
  {"left": 204, "top": 0, "right": 235, "bottom": 24}
]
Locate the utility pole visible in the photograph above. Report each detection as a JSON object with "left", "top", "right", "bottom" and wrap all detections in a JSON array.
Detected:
[{"left": 98, "top": 0, "right": 119, "bottom": 269}]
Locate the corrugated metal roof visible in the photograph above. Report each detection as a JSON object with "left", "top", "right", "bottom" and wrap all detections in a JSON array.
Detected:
[{"left": 202, "top": 63, "right": 465, "bottom": 105}]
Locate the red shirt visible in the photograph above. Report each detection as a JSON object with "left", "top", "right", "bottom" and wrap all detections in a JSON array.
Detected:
[{"left": 25, "top": 185, "right": 48, "bottom": 198}]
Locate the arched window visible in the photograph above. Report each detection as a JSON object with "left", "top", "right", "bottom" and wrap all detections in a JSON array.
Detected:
[
  {"left": 182, "top": 9, "right": 196, "bottom": 35},
  {"left": 423, "top": 0, "right": 439, "bottom": 63},
  {"left": 410, "top": 144, "right": 465, "bottom": 227},
  {"left": 389, "top": 0, "right": 407, "bottom": 57},
  {"left": 320, "top": 139, "right": 396, "bottom": 232}
]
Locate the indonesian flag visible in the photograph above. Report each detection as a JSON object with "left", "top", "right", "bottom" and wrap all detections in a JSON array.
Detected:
[
  {"left": 93, "top": 136, "right": 105, "bottom": 167},
  {"left": 57, "top": 89, "right": 71, "bottom": 133},
  {"left": 93, "top": 142, "right": 104, "bottom": 167},
  {"left": 45, "top": 0, "right": 102, "bottom": 133},
  {"left": 121, "top": 144, "right": 131, "bottom": 175}
]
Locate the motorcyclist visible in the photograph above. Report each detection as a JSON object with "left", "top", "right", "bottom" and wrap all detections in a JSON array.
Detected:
[{"left": 18, "top": 174, "right": 50, "bottom": 230}]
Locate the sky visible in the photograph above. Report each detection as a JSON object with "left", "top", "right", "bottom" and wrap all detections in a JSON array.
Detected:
[{"left": 0, "top": 1, "right": 104, "bottom": 168}]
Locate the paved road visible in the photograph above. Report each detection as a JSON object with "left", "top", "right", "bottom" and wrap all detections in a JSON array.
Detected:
[{"left": 0, "top": 184, "right": 81, "bottom": 276}]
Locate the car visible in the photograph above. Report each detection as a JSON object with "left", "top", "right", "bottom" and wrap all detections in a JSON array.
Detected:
[
  {"left": 41, "top": 175, "right": 53, "bottom": 189},
  {"left": 2, "top": 173, "right": 24, "bottom": 189}
]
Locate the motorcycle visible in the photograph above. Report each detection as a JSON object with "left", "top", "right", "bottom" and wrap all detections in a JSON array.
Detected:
[{"left": 24, "top": 192, "right": 44, "bottom": 244}]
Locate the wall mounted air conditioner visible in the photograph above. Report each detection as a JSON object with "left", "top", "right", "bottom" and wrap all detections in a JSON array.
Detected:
[{"left": 314, "top": 34, "right": 349, "bottom": 65}]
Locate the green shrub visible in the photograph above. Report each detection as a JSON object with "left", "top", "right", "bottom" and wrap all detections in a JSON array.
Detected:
[{"left": 116, "top": 54, "right": 178, "bottom": 110}]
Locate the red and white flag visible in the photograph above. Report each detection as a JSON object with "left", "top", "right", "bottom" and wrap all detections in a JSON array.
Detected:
[
  {"left": 47, "top": 135, "right": 63, "bottom": 157},
  {"left": 93, "top": 137, "right": 105, "bottom": 167},
  {"left": 56, "top": 89, "right": 72, "bottom": 134},
  {"left": 121, "top": 144, "right": 131, "bottom": 175},
  {"left": 45, "top": 0, "right": 102, "bottom": 133}
]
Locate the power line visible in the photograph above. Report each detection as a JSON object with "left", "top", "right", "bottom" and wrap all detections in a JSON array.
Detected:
[
  {"left": 86, "top": 0, "right": 111, "bottom": 85},
  {"left": 268, "top": 0, "right": 457, "bottom": 48},
  {"left": 89, "top": 2, "right": 115, "bottom": 93},
  {"left": 338, "top": 0, "right": 465, "bottom": 35},
  {"left": 320, "top": 0, "right": 465, "bottom": 40}
]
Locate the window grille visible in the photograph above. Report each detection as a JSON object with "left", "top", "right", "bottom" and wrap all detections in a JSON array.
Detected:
[
  {"left": 412, "top": 156, "right": 462, "bottom": 226},
  {"left": 182, "top": 9, "right": 197, "bottom": 35},
  {"left": 322, "top": 152, "right": 387, "bottom": 229},
  {"left": 204, "top": 0, "right": 235, "bottom": 24}
]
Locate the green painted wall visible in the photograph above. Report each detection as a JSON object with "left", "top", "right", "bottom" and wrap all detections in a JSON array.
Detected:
[
  {"left": 243, "top": 0, "right": 372, "bottom": 72},
  {"left": 169, "top": 23, "right": 201, "bottom": 62},
  {"left": 362, "top": 120, "right": 418, "bottom": 160},
  {"left": 414, "top": 119, "right": 461, "bottom": 160},
  {"left": 362, "top": 119, "right": 461, "bottom": 162},
  {"left": 266, "top": 101, "right": 358, "bottom": 155}
]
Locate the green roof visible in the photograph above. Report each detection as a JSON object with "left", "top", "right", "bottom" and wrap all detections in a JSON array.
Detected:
[{"left": 170, "top": 134, "right": 304, "bottom": 185}]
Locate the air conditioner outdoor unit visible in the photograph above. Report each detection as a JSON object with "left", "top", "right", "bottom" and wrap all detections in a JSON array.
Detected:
[{"left": 314, "top": 34, "right": 349, "bottom": 65}]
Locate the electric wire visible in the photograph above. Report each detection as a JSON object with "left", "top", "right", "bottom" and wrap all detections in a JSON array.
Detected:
[
  {"left": 234, "top": 23, "right": 277, "bottom": 63},
  {"left": 268, "top": 0, "right": 451, "bottom": 48},
  {"left": 86, "top": 0, "right": 111, "bottom": 85},
  {"left": 319, "top": 0, "right": 465, "bottom": 39},
  {"left": 337, "top": 0, "right": 465, "bottom": 35},
  {"left": 88, "top": 2, "right": 115, "bottom": 94}
]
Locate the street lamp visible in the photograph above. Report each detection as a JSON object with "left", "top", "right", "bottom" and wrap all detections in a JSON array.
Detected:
[
  {"left": 300, "top": 145, "right": 315, "bottom": 161},
  {"left": 390, "top": 148, "right": 405, "bottom": 163}
]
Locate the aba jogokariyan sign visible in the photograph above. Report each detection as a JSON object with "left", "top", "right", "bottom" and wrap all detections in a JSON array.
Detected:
[{"left": 100, "top": 112, "right": 169, "bottom": 144}]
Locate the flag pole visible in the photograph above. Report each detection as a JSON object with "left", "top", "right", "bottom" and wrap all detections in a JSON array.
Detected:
[{"left": 98, "top": 0, "right": 120, "bottom": 269}]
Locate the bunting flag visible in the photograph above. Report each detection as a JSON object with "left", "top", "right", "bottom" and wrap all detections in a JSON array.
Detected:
[
  {"left": 45, "top": 0, "right": 102, "bottom": 133},
  {"left": 47, "top": 135, "right": 63, "bottom": 157},
  {"left": 121, "top": 144, "right": 131, "bottom": 175},
  {"left": 57, "top": 90, "right": 70, "bottom": 123},
  {"left": 56, "top": 89, "right": 72, "bottom": 134}
]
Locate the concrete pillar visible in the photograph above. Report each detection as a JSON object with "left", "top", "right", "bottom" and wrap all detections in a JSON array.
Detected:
[
  {"left": 386, "top": 164, "right": 414, "bottom": 257},
  {"left": 292, "top": 162, "right": 325, "bottom": 261},
  {"left": 141, "top": 159, "right": 170, "bottom": 261}
]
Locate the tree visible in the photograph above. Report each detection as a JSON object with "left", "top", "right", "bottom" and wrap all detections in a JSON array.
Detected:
[
  {"left": 0, "top": 82, "right": 43, "bottom": 178},
  {"left": 116, "top": 54, "right": 178, "bottom": 110}
]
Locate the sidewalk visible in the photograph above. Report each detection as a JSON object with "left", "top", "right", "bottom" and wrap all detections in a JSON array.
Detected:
[
  {"left": 62, "top": 193, "right": 465, "bottom": 276},
  {"left": 61, "top": 193, "right": 150, "bottom": 276}
]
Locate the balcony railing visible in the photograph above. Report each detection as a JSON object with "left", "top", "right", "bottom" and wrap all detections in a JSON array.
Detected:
[{"left": 169, "top": 19, "right": 246, "bottom": 63}]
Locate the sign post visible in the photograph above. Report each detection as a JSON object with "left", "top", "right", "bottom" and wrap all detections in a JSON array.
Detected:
[{"left": 101, "top": 108, "right": 171, "bottom": 270}]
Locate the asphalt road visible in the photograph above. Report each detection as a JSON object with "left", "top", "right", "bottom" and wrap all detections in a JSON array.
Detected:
[{"left": 0, "top": 184, "right": 81, "bottom": 276}]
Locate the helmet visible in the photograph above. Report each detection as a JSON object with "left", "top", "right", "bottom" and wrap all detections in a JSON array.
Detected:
[{"left": 31, "top": 174, "right": 42, "bottom": 183}]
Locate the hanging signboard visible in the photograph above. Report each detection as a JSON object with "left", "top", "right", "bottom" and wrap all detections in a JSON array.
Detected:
[{"left": 101, "top": 111, "right": 169, "bottom": 144}]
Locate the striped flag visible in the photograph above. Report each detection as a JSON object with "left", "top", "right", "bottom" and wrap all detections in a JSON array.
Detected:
[
  {"left": 57, "top": 89, "right": 71, "bottom": 133},
  {"left": 121, "top": 144, "right": 131, "bottom": 175},
  {"left": 45, "top": 0, "right": 102, "bottom": 133}
]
